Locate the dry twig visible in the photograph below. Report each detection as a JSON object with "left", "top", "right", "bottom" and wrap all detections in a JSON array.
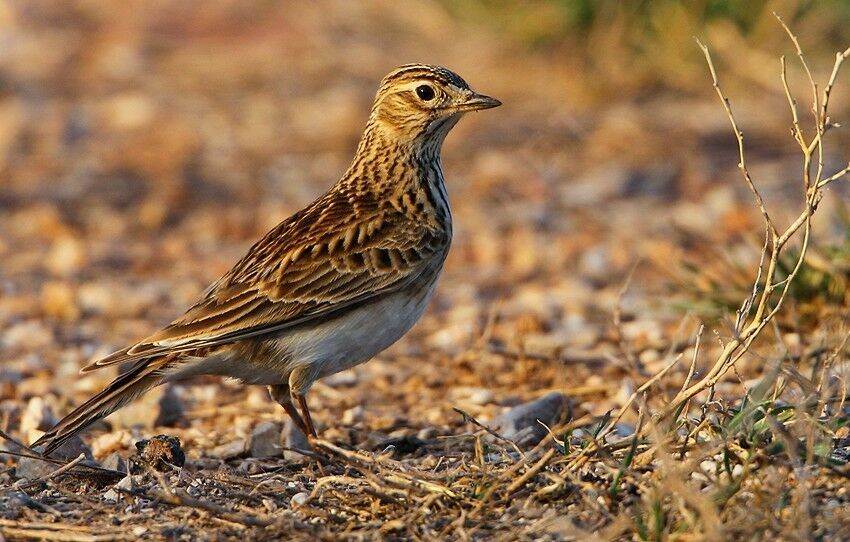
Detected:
[
  {"left": 658, "top": 25, "right": 850, "bottom": 420},
  {"left": 313, "top": 439, "right": 459, "bottom": 499},
  {"left": 12, "top": 453, "right": 87, "bottom": 491}
]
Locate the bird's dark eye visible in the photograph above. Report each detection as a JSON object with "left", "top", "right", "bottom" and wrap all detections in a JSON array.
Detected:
[{"left": 415, "top": 85, "right": 436, "bottom": 101}]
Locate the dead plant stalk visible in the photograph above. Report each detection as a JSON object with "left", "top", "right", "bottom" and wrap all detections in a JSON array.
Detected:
[{"left": 659, "top": 24, "right": 850, "bottom": 420}]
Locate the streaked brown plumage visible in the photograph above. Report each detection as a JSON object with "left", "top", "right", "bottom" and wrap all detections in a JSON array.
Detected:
[{"left": 33, "top": 64, "right": 500, "bottom": 455}]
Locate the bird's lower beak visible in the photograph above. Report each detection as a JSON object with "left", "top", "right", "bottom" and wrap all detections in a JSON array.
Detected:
[{"left": 457, "top": 91, "right": 502, "bottom": 111}]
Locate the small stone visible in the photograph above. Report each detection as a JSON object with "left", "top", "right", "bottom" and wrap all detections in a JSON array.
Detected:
[
  {"left": 15, "top": 457, "right": 54, "bottom": 481},
  {"left": 40, "top": 281, "right": 79, "bottom": 321},
  {"left": 77, "top": 283, "right": 114, "bottom": 315},
  {"left": 110, "top": 385, "right": 183, "bottom": 431},
  {"left": 91, "top": 431, "right": 131, "bottom": 458},
  {"left": 249, "top": 421, "right": 282, "bottom": 459},
  {"left": 374, "top": 435, "right": 426, "bottom": 456},
  {"left": 2, "top": 321, "right": 53, "bottom": 350},
  {"left": 614, "top": 423, "right": 635, "bottom": 438},
  {"left": 104, "top": 92, "right": 155, "bottom": 130},
  {"left": 211, "top": 439, "right": 247, "bottom": 460},
  {"left": 449, "top": 387, "right": 494, "bottom": 406},
  {"left": 155, "top": 385, "right": 184, "bottom": 427},
  {"left": 102, "top": 488, "right": 119, "bottom": 503},
  {"left": 323, "top": 372, "right": 358, "bottom": 387},
  {"left": 132, "top": 435, "right": 185, "bottom": 471},
  {"left": 100, "top": 452, "right": 128, "bottom": 473},
  {"left": 29, "top": 432, "right": 92, "bottom": 462},
  {"left": 468, "top": 388, "right": 495, "bottom": 406},
  {"left": 290, "top": 491, "right": 309, "bottom": 507},
  {"left": 638, "top": 349, "right": 660, "bottom": 365},
  {"left": 341, "top": 406, "right": 364, "bottom": 425},
  {"left": 45, "top": 236, "right": 87, "bottom": 277},
  {"left": 616, "top": 379, "right": 635, "bottom": 406},
  {"left": 282, "top": 419, "right": 310, "bottom": 462},
  {"left": 621, "top": 320, "right": 663, "bottom": 347},
  {"left": 579, "top": 246, "right": 610, "bottom": 281},
  {"left": 623, "top": 163, "right": 678, "bottom": 199},
  {"left": 237, "top": 460, "right": 263, "bottom": 474},
  {"left": 20, "top": 397, "right": 55, "bottom": 436},
  {"left": 558, "top": 164, "right": 629, "bottom": 206},
  {"left": 691, "top": 471, "right": 709, "bottom": 483},
  {"left": 246, "top": 387, "right": 271, "bottom": 408},
  {"left": 484, "top": 452, "right": 505, "bottom": 464},
  {"left": 416, "top": 427, "right": 438, "bottom": 440},
  {"left": 491, "top": 392, "right": 571, "bottom": 446},
  {"left": 118, "top": 472, "right": 142, "bottom": 496}
]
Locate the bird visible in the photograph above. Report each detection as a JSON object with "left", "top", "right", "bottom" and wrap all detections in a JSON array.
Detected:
[{"left": 33, "top": 64, "right": 500, "bottom": 455}]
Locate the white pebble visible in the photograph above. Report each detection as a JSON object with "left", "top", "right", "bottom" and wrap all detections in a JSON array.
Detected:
[
  {"left": 700, "top": 460, "right": 717, "bottom": 474},
  {"left": 290, "top": 491, "right": 309, "bottom": 507}
]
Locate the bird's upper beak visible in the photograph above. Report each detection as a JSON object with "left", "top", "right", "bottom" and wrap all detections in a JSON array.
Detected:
[{"left": 456, "top": 90, "right": 502, "bottom": 112}]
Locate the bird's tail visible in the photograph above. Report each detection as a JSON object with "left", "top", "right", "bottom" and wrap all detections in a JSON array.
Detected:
[{"left": 31, "top": 360, "right": 165, "bottom": 456}]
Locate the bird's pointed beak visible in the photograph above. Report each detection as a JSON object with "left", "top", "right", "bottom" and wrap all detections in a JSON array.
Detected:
[{"left": 457, "top": 90, "right": 502, "bottom": 112}]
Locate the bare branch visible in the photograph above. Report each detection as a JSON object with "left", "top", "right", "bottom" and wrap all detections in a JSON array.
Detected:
[
  {"left": 776, "top": 13, "right": 818, "bottom": 122},
  {"left": 694, "top": 38, "right": 778, "bottom": 241},
  {"left": 818, "top": 162, "right": 850, "bottom": 189},
  {"left": 660, "top": 26, "right": 850, "bottom": 421},
  {"left": 780, "top": 55, "right": 806, "bottom": 151}
]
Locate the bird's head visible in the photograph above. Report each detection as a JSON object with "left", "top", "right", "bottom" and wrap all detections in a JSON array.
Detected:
[{"left": 367, "top": 64, "right": 501, "bottom": 150}]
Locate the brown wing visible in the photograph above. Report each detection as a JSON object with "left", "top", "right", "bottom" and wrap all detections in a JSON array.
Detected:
[{"left": 83, "top": 188, "right": 449, "bottom": 371}]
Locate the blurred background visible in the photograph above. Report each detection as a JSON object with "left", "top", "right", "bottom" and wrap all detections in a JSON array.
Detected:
[{"left": 4, "top": 0, "right": 850, "bottom": 450}]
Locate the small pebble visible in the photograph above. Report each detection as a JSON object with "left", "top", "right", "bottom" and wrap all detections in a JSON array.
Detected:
[
  {"left": 323, "top": 372, "right": 358, "bottom": 387},
  {"left": 91, "top": 431, "right": 131, "bottom": 458},
  {"left": 102, "top": 488, "right": 119, "bottom": 503},
  {"left": 282, "top": 419, "right": 310, "bottom": 462},
  {"left": 14, "top": 457, "right": 54, "bottom": 481},
  {"left": 491, "top": 392, "right": 571, "bottom": 446},
  {"left": 20, "top": 397, "right": 54, "bottom": 436},
  {"left": 290, "top": 492, "right": 309, "bottom": 507},
  {"left": 614, "top": 423, "right": 635, "bottom": 438},
  {"left": 210, "top": 439, "right": 247, "bottom": 460},
  {"left": 341, "top": 405, "right": 364, "bottom": 425},
  {"left": 100, "top": 452, "right": 128, "bottom": 473},
  {"left": 417, "top": 427, "right": 438, "bottom": 440},
  {"left": 249, "top": 421, "right": 282, "bottom": 459}
]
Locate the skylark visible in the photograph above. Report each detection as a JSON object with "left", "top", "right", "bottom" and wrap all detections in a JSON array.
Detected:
[{"left": 34, "top": 64, "right": 500, "bottom": 454}]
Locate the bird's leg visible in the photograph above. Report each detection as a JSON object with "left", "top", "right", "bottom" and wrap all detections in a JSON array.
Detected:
[
  {"left": 267, "top": 384, "right": 310, "bottom": 439},
  {"left": 296, "top": 393, "right": 318, "bottom": 438},
  {"left": 289, "top": 366, "right": 319, "bottom": 439}
]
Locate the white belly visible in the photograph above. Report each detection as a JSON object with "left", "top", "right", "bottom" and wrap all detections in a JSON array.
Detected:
[
  {"left": 174, "top": 280, "right": 439, "bottom": 386},
  {"left": 165, "top": 267, "right": 443, "bottom": 387},
  {"left": 282, "top": 283, "right": 437, "bottom": 379}
]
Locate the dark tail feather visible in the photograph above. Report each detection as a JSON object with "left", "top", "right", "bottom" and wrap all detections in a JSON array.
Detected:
[{"left": 32, "top": 361, "right": 164, "bottom": 456}]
